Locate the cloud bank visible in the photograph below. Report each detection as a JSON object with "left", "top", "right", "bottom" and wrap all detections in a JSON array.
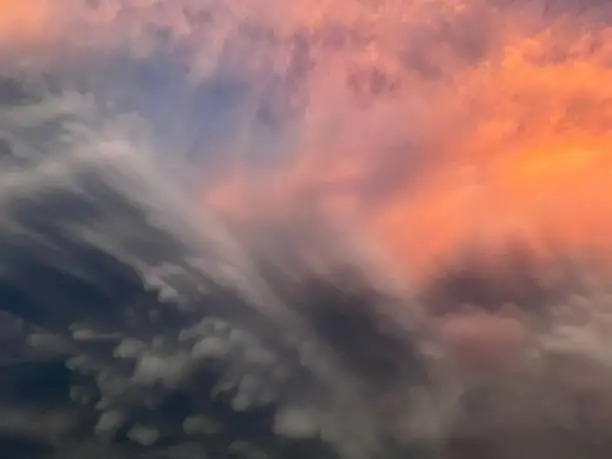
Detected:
[{"left": 3, "top": 1, "right": 612, "bottom": 459}]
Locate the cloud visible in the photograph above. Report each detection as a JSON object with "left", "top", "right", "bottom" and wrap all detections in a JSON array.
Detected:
[
  {"left": 4, "top": 2, "right": 612, "bottom": 459},
  {"left": 0, "top": 81, "right": 429, "bottom": 459},
  {"left": 187, "top": 0, "right": 612, "bottom": 278}
]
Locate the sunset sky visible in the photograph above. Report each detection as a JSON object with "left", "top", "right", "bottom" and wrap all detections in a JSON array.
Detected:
[{"left": 5, "top": 0, "right": 612, "bottom": 279}]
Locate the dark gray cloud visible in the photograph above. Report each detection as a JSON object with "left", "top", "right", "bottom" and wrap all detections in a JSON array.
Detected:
[{"left": 0, "top": 83, "right": 428, "bottom": 459}]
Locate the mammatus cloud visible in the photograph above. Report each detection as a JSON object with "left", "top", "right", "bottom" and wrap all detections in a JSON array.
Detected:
[
  {"left": 0, "top": 87, "right": 428, "bottom": 459},
  {"left": 5, "top": 90, "right": 612, "bottom": 459},
  {"left": 3, "top": 1, "right": 612, "bottom": 459}
]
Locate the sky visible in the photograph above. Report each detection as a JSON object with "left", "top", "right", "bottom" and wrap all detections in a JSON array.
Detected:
[
  {"left": 3, "top": 0, "right": 612, "bottom": 280},
  {"left": 4, "top": 3, "right": 612, "bottom": 457}
]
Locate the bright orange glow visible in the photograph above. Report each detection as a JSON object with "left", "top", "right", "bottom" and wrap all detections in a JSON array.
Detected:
[
  {"left": 374, "top": 26, "right": 612, "bottom": 275},
  {"left": 204, "top": 7, "right": 612, "bottom": 279},
  {"left": 2, "top": 0, "right": 611, "bottom": 279}
]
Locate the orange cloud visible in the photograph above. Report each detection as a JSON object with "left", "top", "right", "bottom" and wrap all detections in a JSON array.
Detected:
[
  {"left": 203, "top": 1, "right": 612, "bottom": 279},
  {"left": 375, "top": 23, "right": 612, "bottom": 273},
  {"left": 2, "top": 0, "right": 609, "bottom": 280},
  {"left": 0, "top": 1, "right": 60, "bottom": 46}
]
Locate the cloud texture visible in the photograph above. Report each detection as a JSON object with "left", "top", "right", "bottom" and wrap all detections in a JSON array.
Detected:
[{"left": 3, "top": 1, "right": 612, "bottom": 459}]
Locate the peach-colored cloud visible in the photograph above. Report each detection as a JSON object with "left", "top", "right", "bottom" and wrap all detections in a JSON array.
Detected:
[
  {"left": 0, "top": 1, "right": 60, "bottom": 45},
  {"left": 434, "top": 313, "right": 529, "bottom": 371},
  {"left": 202, "top": 1, "right": 612, "bottom": 280}
]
